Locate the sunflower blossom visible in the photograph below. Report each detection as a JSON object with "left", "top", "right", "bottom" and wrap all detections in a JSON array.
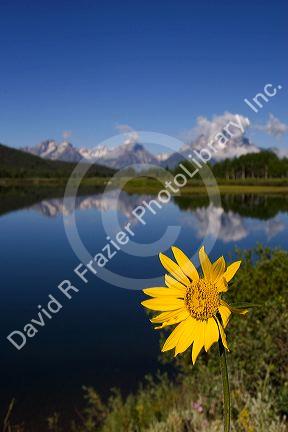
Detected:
[{"left": 141, "top": 246, "right": 247, "bottom": 364}]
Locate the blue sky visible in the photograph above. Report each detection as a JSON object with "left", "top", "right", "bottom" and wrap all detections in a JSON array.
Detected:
[{"left": 0, "top": 0, "right": 287, "bottom": 150}]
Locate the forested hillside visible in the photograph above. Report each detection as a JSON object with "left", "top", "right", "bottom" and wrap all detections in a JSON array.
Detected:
[
  {"left": 212, "top": 151, "right": 288, "bottom": 179},
  {"left": 174, "top": 151, "right": 288, "bottom": 180},
  {"left": 0, "top": 143, "right": 115, "bottom": 178}
]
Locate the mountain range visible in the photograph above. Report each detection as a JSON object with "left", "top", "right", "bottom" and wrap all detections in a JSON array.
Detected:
[
  {"left": 24, "top": 139, "right": 160, "bottom": 169},
  {"left": 22, "top": 136, "right": 284, "bottom": 170}
]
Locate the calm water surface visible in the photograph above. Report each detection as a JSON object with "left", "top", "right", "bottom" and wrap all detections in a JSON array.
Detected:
[{"left": 0, "top": 190, "right": 288, "bottom": 425}]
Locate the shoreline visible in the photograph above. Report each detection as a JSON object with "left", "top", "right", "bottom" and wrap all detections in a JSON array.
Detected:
[{"left": 1, "top": 177, "right": 288, "bottom": 195}]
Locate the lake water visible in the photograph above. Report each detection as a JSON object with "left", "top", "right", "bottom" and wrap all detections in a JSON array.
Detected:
[{"left": 1, "top": 190, "right": 288, "bottom": 426}]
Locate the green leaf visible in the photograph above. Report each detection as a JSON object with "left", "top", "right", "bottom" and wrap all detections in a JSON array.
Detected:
[{"left": 230, "top": 302, "right": 262, "bottom": 309}]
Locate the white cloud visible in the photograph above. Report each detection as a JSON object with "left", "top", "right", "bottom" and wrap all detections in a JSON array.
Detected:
[
  {"left": 194, "top": 205, "right": 248, "bottom": 242},
  {"left": 180, "top": 204, "right": 248, "bottom": 242},
  {"left": 115, "top": 124, "right": 134, "bottom": 134},
  {"left": 182, "top": 112, "right": 250, "bottom": 144},
  {"left": 62, "top": 130, "right": 72, "bottom": 140},
  {"left": 265, "top": 219, "right": 285, "bottom": 240},
  {"left": 255, "top": 114, "right": 288, "bottom": 137},
  {"left": 179, "top": 112, "right": 258, "bottom": 160},
  {"left": 115, "top": 124, "right": 139, "bottom": 146}
]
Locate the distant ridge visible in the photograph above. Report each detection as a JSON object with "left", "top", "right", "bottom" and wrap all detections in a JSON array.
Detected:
[{"left": 21, "top": 137, "right": 286, "bottom": 171}]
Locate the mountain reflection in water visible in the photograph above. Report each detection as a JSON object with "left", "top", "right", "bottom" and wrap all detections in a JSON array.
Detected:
[{"left": 24, "top": 191, "right": 288, "bottom": 244}]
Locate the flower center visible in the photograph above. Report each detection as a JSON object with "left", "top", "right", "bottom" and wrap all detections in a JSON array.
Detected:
[{"left": 184, "top": 279, "right": 220, "bottom": 320}]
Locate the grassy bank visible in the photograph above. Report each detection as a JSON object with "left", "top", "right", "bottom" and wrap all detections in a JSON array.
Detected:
[
  {"left": 0, "top": 177, "right": 110, "bottom": 189},
  {"left": 4, "top": 247, "right": 288, "bottom": 431},
  {"left": 2, "top": 176, "right": 288, "bottom": 194},
  {"left": 119, "top": 177, "right": 288, "bottom": 194}
]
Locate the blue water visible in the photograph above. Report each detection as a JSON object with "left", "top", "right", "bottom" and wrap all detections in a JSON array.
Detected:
[{"left": 0, "top": 191, "right": 287, "bottom": 424}]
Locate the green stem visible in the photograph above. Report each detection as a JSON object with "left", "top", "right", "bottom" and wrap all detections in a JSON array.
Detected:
[{"left": 219, "top": 340, "right": 231, "bottom": 432}]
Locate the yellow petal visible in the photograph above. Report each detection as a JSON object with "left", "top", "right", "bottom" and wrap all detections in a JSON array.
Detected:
[
  {"left": 204, "top": 318, "right": 219, "bottom": 351},
  {"left": 164, "top": 275, "right": 187, "bottom": 293},
  {"left": 156, "top": 310, "right": 191, "bottom": 329},
  {"left": 212, "top": 256, "right": 226, "bottom": 282},
  {"left": 141, "top": 297, "right": 184, "bottom": 311},
  {"left": 215, "top": 317, "right": 229, "bottom": 351},
  {"left": 162, "top": 320, "right": 187, "bottom": 352},
  {"left": 175, "top": 317, "right": 198, "bottom": 355},
  {"left": 171, "top": 246, "right": 199, "bottom": 281},
  {"left": 150, "top": 308, "right": 185, "bottom": 323},
  {"left": 192, "top": 320, "right": 205, "bottom": 364},
  {"left": 219, "top": 303, "right": 231, "bottom": 328},
  {"left": 143, "top": 287, "right": 184, "bottom": 298},
  {"left": 224, "top": 260, "right": 241, "bottom": 282},
  {"left": 199, "top": 246, "right": 212, "bottom": 280},
  {"left": 216, "top": 277, "right": 228, "bottom": 292},
  {"left": 159, "top": 253, "right": 190, "bottom": 285}
]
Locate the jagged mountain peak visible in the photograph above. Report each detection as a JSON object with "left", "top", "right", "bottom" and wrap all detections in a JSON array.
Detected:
[{"left": 24, "top": 139, "right": 83, "bottom": 162}]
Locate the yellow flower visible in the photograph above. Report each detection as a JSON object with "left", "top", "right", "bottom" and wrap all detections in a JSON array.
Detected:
[{"left": 142, "top": 246, "right": 246, "bottom": 364}]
